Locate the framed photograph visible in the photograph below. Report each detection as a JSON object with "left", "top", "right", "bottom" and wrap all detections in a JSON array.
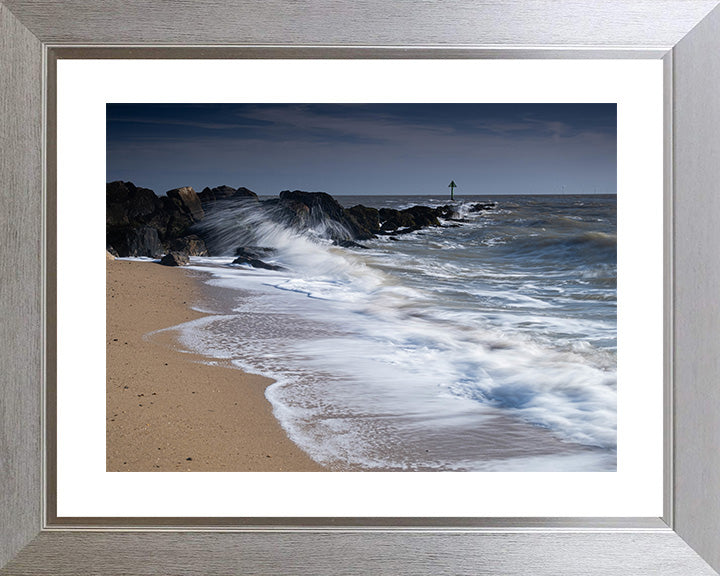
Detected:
[
  {"left": 2, "top": 2, "right": 720, "bottom": 574},
  {"left": 58, "top": 60, "right": 663, "bottom": 521}
]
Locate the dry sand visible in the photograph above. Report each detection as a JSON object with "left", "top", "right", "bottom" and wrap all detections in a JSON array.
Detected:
[{"left": 106, "top": 259, "right": 324, "bottom": 471}]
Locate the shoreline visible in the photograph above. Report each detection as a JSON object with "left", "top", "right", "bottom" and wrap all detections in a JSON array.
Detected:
[{"left": 106, "top": 259, "right": 324, "bottom": 472}]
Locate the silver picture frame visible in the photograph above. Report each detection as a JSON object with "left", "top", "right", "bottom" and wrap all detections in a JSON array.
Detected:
[{"left": 2, "top": 1, "right": 720, "bottom": 574}]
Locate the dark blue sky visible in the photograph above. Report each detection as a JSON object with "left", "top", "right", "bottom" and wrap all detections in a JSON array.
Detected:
[{"left": 106, "top": 103, "right": 616, "bottom": 196}]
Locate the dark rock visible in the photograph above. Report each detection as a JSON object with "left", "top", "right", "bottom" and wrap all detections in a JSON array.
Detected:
[
  {"left": 199, "top": 185, "right": 258, "bottom": 203},
  {"left": 106, "top": 180, "right": 132, "bottom": 205},
  {"left": 167, "top": 234, "right": 209, "bottom": 256},
  {"left": 106, "top": 202, "right": 129, "bottom": 227},
  {"left": 107, "top": 181, "right": 210, "bottom": 255},
  {"left": 166, "top": 186, "right": 205, "bottom": 221},
  {"left": 261, "top": 192, "right": 447, "bottom": 240},
  {"left": 235, "top": 246, "right": 277, "bottom": 259},
  {"left": 280, "top": 190, "right": 344, "bottom": 214},
  {"left": 106, "top": 181, "right": 161, "bottom": 227},
  {"left": 273, "top": 190, "right": 374, "bottom": 240},
  {"left": 434, "top": 204, "right": 457, "bottom": 219},
  {"left": 377, "top": 205, "right": 442, "bottom": 234},
  {"left": 108, "top": 182, "right": 460, "bottom": 254},
  {"left": 469, "top": 202, "right": 496, "bottom": 212},
  {"left": 161, "top": 199, "right": 195, "bottom": 240},
  {"left": 345, "top": 205, "right": 380, "bottom": 236},
  {"left": 143, "top": 209, "right": 172, "bottom": 240},
  {"left": 106, "top": 245, "right": 119, "bottom": 258},
  {"left": 379, "top": 208, "right": 415, "bottom": 233},
  {"left": 199, "top": 185, "right": 235, "bottom": 201},
  {"left": 234, "top": 186, "right": 258, "bottom": 199},
  {"left": 127, "top": 188, "right": 159, "bottom": 222},
  {"left": 107, "top": 225, "right": 163, "bottom": 258},
  {"left": 401, "top": 205, "right": 440, "bottom": 228},
  {"left": 232, "top": 256, "right": 283, "bottom": 270},
  {"left": 128, "top": 226, "right": 164, "bottom": 258},
  {"left": 160, "top": 251, "right": 190, "bottom": 266},
  {"left": 268, "top": 195, "right": 311, "bottom": 229},
  {"left": 163, "top": 215, "right": 192, "bottom": 242},
  {"left": 333, "top": 239, "right": 368, "bottom": 249}
]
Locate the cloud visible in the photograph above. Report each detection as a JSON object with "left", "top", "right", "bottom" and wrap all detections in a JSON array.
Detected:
[{"left": 107, "top": 103, "right": 617, "bottom": 196}]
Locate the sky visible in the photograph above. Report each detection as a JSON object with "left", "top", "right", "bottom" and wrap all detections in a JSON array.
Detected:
[{"left": 106, "top": 103, "right": 616, "bottom": 197}]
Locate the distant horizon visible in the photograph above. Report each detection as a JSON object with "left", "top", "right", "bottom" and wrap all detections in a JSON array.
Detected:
[
  {"left": 107, "top": 180, "right": 617, "bottom": 198},
  {"left": 107, "top": 103, "right": 617, "bottom": 196},
  {"left": 259, "top": 191, "right": 618, "bottom": 197}
]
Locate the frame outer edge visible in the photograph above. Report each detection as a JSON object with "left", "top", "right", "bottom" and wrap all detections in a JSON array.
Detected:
[
  {"left": 0, "top": 1, "right": 718, "bottom": 574},
  {"left": 1, "top": 0, "right": 719, "bottom": 47},
  {"left": 672, "top": 3, "right": 720, "bottom": 573},
  {"left": 3, "top": 531, "right": 719, "bottom": 576},
  {"left": 0, "top": 1, "right": 44, "bottom": 569}
]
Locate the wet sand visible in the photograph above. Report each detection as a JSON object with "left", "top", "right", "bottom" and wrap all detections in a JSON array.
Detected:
[{"left": 106, "top": 258, "right": 324, "bottom": 471}]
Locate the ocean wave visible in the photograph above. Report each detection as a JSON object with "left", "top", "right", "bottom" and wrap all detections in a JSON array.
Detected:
[
  {"left": 504, "top": 230, "right": 616, "bottom": 263},
  {"left": 160, "top": 194, "right": 617, "bottom": 470}
]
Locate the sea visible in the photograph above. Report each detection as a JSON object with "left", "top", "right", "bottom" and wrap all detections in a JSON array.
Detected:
[{"left": 152, "top": 194, "right": 617, "bottom": 472}]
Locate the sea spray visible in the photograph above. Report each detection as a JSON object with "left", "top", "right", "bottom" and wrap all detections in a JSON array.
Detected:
[{"left": 196, "top": 191, "right": 366, "bottom": 258}]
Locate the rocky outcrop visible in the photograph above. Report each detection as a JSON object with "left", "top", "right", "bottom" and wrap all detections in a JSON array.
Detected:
[
  {"left": 279, "top": 190, "right": 345, "bottom": 218},
  {"left": 469, "top": 202, "right": 496, "bottom": 212},
  {"left": 235, "top": 246, "right": 276, "bottom": 260},
  {"left": 345, "top": 205, "right": 381, "bottom": 236},
  {"left": 107, "top": 181, "right": 482, "bottom": 259},
  {"left": 232, "top": 246, "right": 282, "bottom": 269},
  {"left": 106, "top": 181, "right": 162, "bottom": 227},
  {"left": 344, "top": 202, "right": 459, "bottom": 237},
  {"left": 264, "top": 190, "right": 377, "bottom": 241},
  {"left": 166, "top": 186, "right": 205, "bottom": 221},
  {"left": 160, "top": 251, "right": 190, "bottom": 266},
  {"left": 199, "top": 185, "right": 258, "bottom": 204},
  {"left": 376, "top": 205, "right": 446, "bottom": 234},
  {"left": 434, "top": 204, "right": 457, "bottom": 219},
  {"left": 232, "top": 256, "right": 282, "bottom": 270},
  {"left": 398, "top": 205, "right": 439, "bottom": 230},
  {"left": 167, "top": 234, "right": 209, "bottom": 256},
  {"left": 107, "top": 224, "right": 164, "bottom": 258},
  {"left": 225, "top": 190, "right": 460, "bottom": 243},
  {"left": 333, "top": 239, "right": 368, "bottom": 249},
  {"left": 379, "top": 207, "right": 415, "bottom": 232},
  {"left": 106, "top": 181, "right": 206, "bottom": 258},
  {"left": 263, "top": 195, "right": 311, "bottom": 229}
]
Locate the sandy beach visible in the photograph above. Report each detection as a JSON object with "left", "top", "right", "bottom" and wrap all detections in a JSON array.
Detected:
[{"left": 106, "top": 259, "right": 324, "bottom": 472}]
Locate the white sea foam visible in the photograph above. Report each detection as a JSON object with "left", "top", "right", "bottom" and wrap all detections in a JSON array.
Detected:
[{"left": 157, "top": 195, "right": 617, "bottom": 471}]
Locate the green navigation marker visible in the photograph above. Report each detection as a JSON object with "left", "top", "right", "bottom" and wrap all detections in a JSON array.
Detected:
[{"left": 448, "top": 180, "right": 457, "bottom": 201}]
